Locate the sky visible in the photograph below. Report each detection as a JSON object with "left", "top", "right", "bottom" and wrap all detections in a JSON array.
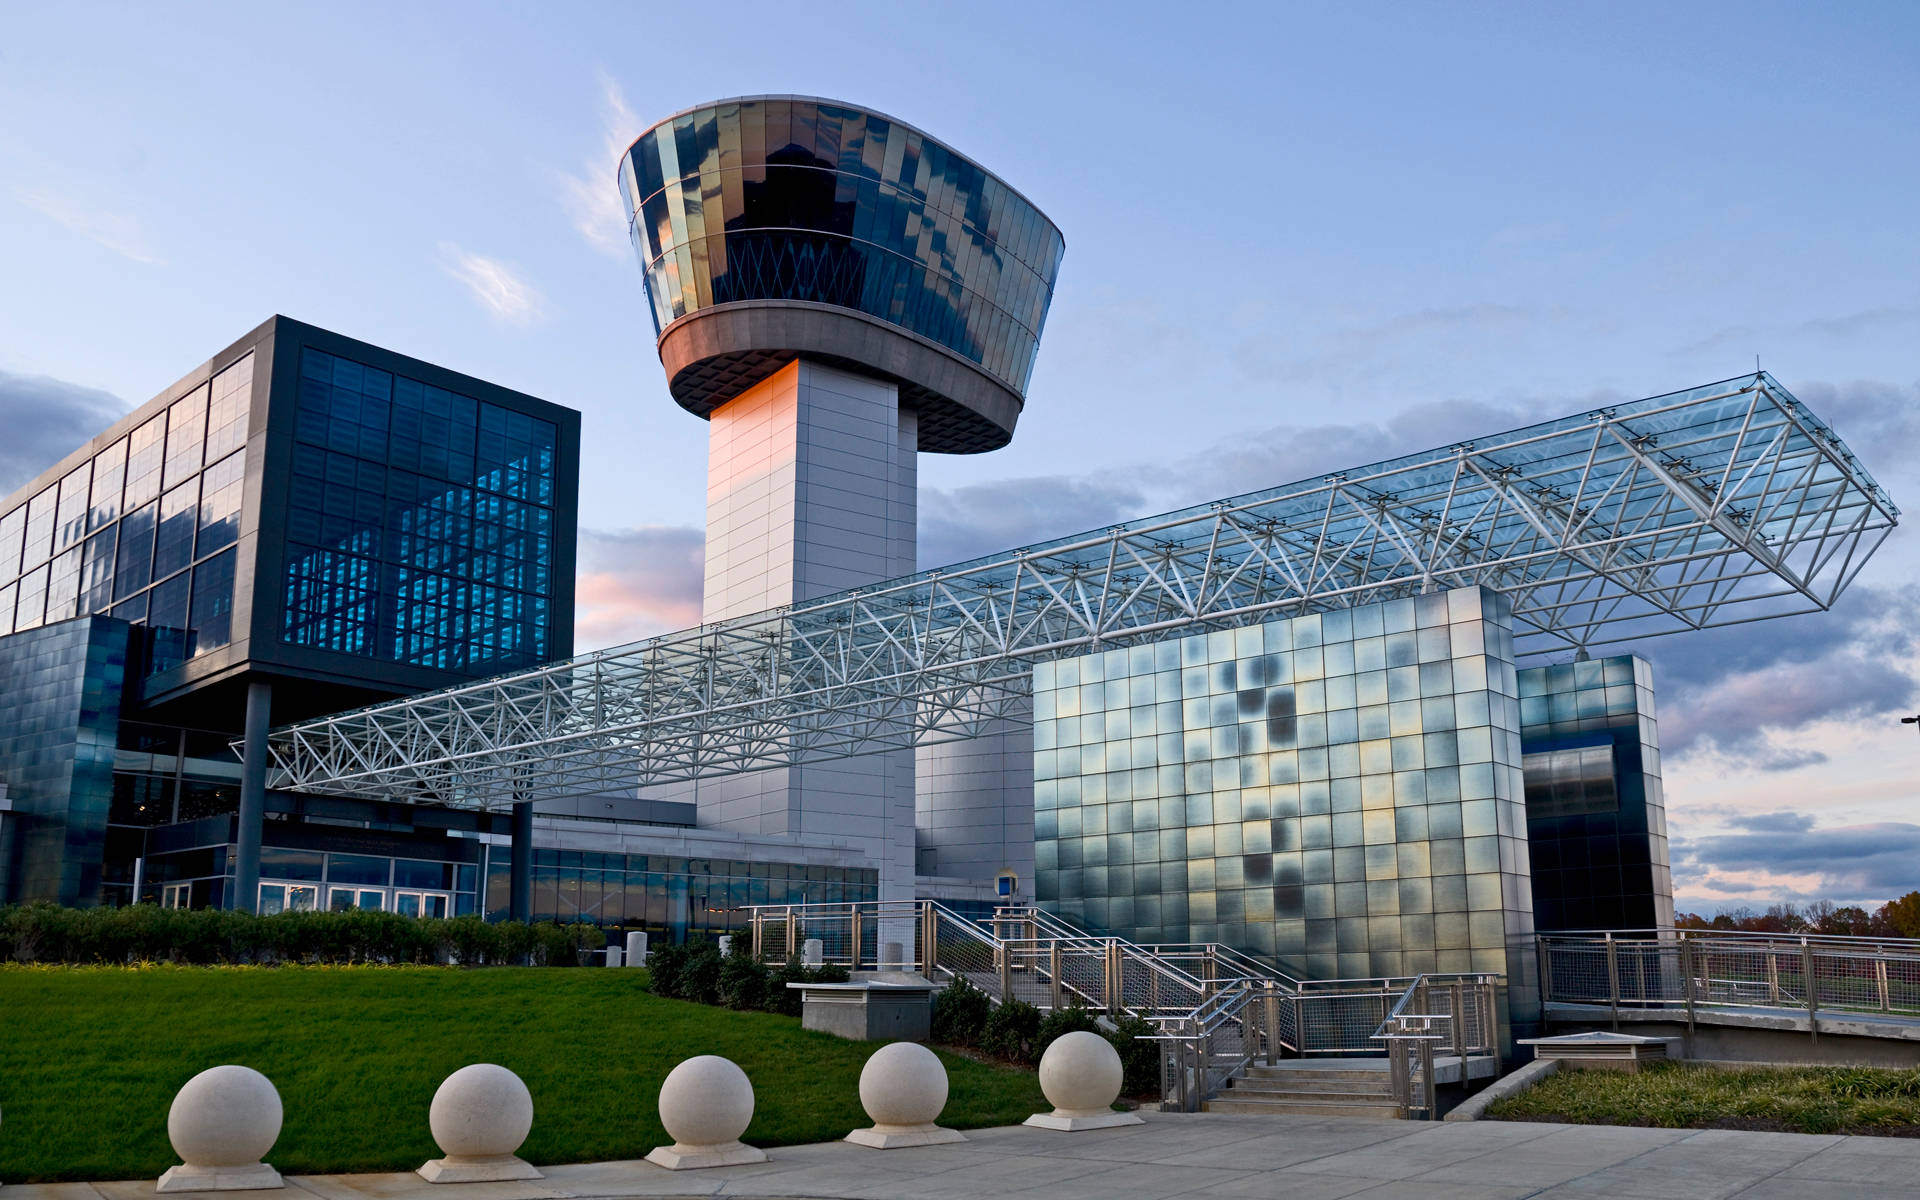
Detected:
[{"left": 1, "top": 1, "right": 1916, "bottom": 914}]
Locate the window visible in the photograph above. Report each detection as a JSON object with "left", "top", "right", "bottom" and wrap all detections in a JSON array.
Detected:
[
  {"left": 89, "top": 438, "right": 127, "bottom": 533},
  {"left": 163, "top": 386, "right": 207, "bottom": 491},
  {"left": 196, "top": 452, "right": 244, "bottom": 555},
  {"left": 53, "top": 462, "right": 91, "bottom": 556},
  {"left": 152, "top": 479, "right": 199, "bottom": 580},
  {"left": 124, "top": 413, "right": 166, "bottom": 509},
  {"left": 188, "top": 549, "right": 236, "bottom": 656},
  {"left": 205, "top": 354, "right": 252, "bottom": 460}
]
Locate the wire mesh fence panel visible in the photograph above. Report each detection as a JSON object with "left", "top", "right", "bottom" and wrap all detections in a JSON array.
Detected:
[
  {"left": 1057, "top": 945, "right": 1110, "bottom": 1009},
  {"left": 1298, "top": 992, "right": 1395, "bottom": 1053},
  {"left": 1542, "top": 941, "right": 1613, "bottom": 1003}
]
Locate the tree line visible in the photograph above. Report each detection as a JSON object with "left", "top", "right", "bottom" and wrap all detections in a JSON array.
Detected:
[{"left": 1675, "top": 892, "right": 1920, "bottom": 938}]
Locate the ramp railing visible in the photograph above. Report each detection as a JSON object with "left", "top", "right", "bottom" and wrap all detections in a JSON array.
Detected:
[{"left": 1539, "top": 929, "right": 1920, "bottom": 1034}]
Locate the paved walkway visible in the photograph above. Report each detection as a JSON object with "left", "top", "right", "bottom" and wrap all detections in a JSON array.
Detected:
[{"left": 10, "top": 1111, "right": 1920, "bottom": 1200}]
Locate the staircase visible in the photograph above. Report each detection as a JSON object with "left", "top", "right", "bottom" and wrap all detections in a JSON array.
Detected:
[{"left": 1203, "top": 1059, "right": 1401, "bottom": 1118}]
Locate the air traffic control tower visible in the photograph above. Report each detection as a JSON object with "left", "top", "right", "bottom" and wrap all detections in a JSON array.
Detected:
[{"left": 619, "top": 96, "right": 1064, "bottom": 906}]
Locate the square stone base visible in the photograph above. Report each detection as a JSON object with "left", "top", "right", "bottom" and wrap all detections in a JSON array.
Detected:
[
  {"left": 156, "top": 1163, "right": 284, "bottom": 1192},
  {"left": 417, "top": 1155, "right": 543, "bottom": 1183},
  {"left": 1023, "top": 1110, "right": 1146, "bottom": 1131},
  {"left": 845, "top": 1125, "right": 968, "bottom": 1149},
  {"left": 644, "top": 1141, "right": 768, "bottom": 1170}
]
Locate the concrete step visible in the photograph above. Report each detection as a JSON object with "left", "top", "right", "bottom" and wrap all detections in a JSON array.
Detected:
[
  {"left": 1227, "top": 1079, "right": 1397, "bottom": 1098},
  {"left": 1241, "top": 1067, "right": 1390, "bottom": 1084},
  {"left": 1203, "top": 1096, "right": 1402, "bottom": 1118}
]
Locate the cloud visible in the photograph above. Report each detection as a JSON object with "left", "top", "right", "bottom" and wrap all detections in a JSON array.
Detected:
[
  {"left": 574, "top": 525, "right": 704, "bottom": 650},
  {"left": 438, "top": 243, "right": 546, "bottom": 326},
  {"left": 1675, "top": 820, "right": 1920, "bottom": 904},
  {"left": 13, "top": 187, "right": 165, "bottom": 266},
  {"left": 0, "top": 369, "right": 129, "bottom": 496},
  {"left": 556, "top": 72, "right": 645, "bottom": 259}
]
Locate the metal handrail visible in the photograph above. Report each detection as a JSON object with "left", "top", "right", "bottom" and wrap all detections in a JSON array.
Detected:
[
  {"left": 1551, "top": 927, "right": 1920, "bottom": 951},
  {"left": 1538, "top": 930, "right": 1920, "bottom": 1040}
]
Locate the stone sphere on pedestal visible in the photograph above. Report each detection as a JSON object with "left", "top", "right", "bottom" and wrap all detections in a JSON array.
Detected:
[
  {"left": 417, "top": 1064, "right": 542, "bottom": 1183},
  {"left": 429, "top": 1064, "right": 533, "bottom": 1158},
  {"left": 169, "top": 1065, "right": 282, "bottom": 1167},
  {"left": 1025, "top": 1031, "right": 1144, "bottom": 1132},
  {"left": 846, "top": 1041, "right": 967, "bottom": 1149},
  {"left": 647, "top": 1055, "right": 767, "bottom": 1169},
  {"left": 658, "top": 1055, "right": 753, "bottom": 1146},
  {"left": 157, "top": 1065, "right": 285, "bottom": 1192}
]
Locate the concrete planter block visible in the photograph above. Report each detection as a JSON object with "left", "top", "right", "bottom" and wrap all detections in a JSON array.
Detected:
[
  {"left": 646, "top": 1055, "right": 767, "bottom": 1169},
  {"left": 1025, "top": 1032, "right": 1144, "bottom": 1132},
  {"left": 846, "top": 1042, "right": 967, "bottom": 1149},
  {"left": 789, "top": 981, "right": 935, "bottom": 1041},
  {"left": 417, "top": 1064, "right": 542, "bottom": 1183},
  {"left": 156, "top": 1065, "right": 285, "bottom": 1192},
  {"left": 625, "top": 931, "right": 649, "bottom": 966}
]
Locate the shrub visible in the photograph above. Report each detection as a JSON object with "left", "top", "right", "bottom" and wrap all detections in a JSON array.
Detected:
[
  {"left": 718, "top": 952, "right": 770, "bottom": 1010},
  {"left": 982, "top": 998, "right": 1042, "bottom": 1063},
  {"left": 810, "top": 962, "right": 851, "bottom": 984},
  {"left": 766, "top": 957, "right": 810, "bottom": 1015},
  {"left": 1106, "top": 1014, "right": 1162, "bottom": 1097},
  {"left": 672, "top": 940, "right": 724, "bottom": 1005},
  {"left": 1034, "top": 1002, "right": 1100, "bottom": 1061},
  {"left": 646, "top": 942, "right": 687, "bottom": 996},
  {"left": 931, "top": 975, "right": 994, "bottom": 1046}
]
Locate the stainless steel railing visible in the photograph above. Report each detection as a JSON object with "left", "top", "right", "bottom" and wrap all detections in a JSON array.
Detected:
[
  {"left": 1538, "top": 929, "right": 1920, "bottom": 1038},
  {"left": 1370, "top": 974, "right": 1502, "bottom": 1118}
]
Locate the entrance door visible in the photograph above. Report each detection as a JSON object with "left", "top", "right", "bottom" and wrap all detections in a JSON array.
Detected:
[
  {"left": 394, "top": 891, "right": 451, "bottom": 918},
  {"left": 161, "top": 883, "right": 190, "bottom": 909}
]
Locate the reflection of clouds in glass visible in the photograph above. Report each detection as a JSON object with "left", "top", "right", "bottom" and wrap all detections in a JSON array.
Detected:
[
  {"left": 621, "top": 99, "right": 1062, "bottom": 396},
  {"left": 1034, "top": 586, "right": 1539, "bottom": 992}
]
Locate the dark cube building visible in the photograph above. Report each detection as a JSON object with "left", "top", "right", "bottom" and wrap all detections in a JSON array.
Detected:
[{"left": 0, "top": 317, "right": 580, "bottom": 910}]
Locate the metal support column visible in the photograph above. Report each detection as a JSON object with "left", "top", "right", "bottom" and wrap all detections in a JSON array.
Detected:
[
  {"left": 232, "top": 680, "right": 272, "bottom": 913},
  {"left": 1803, "top": 938, "right": 1819, "bottom": 1046},
  {"left": 509, "top": 800, "right": 533, "bottom": 924},
  {"left": 1604, "top": 932, "right": 1621, "bottom": 1030}
]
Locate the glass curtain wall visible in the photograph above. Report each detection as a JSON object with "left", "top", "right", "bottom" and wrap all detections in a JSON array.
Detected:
[
  {"left": 283, "top": 348, "right": 557, "bottom": 674},
  {"left": 485, "top": 850, "right": 879, "bottom": 942},
  {"left": 1033, "top": 586, "right": 1539, "bottom": 1016},
  {"left": 0, "top": 356, "right": 251, "bottom": 675}
]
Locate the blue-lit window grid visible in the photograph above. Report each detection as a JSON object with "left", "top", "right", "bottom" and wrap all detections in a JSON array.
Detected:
[
  {"left": 0, "top": 354, "right": 253, "bottom": 672},
  {"left": 621, "top": 98, "right": 1063, "bottom": 397},
  {"left": 281, "top": 348, "right": 556, "bottom": 675}
]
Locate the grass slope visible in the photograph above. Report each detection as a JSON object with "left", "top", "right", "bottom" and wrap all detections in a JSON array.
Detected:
[
  {"left": 1487, "top": 1060, "right": 1920, "bottom": 1136},
  {"left": 0, "top": 965, "right": 1045, "bottom": 1182}
]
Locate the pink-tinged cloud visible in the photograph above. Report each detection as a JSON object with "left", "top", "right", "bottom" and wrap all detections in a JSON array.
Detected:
[{"left": 573, "top": 525, "right": 704, "bottom": 650}]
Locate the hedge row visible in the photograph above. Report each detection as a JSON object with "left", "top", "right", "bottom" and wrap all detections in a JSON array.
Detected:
[
  {"left": 646, "top": 938, "right": 852, "bottom": 1014},
  {"left": 0, "top": 902, "right": 606, "bottom": 966}
]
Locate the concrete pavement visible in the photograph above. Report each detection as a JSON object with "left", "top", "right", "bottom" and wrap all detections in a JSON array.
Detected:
[{"left": 8, "top": 1111, "right": 1919, "bottom": 1200}]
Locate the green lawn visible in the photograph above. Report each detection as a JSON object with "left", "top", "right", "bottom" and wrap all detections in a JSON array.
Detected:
[
  {"left": 0, "top": 965, "right": 1045, "bottom": 1182},
  {"left": 1486, "top": 1060, "right": 1920, "bottom": 1136}
]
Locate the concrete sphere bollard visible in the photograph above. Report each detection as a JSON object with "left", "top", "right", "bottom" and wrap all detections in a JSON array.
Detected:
[
  {"left": 646, "top": 1055, "right": 768, "bottom": 1169},
  {"left": 156, "top": 1065, "right": 285, "bottom": 1192},
  {"left": 1024, "top": 1031, "right": 1145, "bottom": 1132},
  {"left": 417, "top": 1064, "right": 543, "bottom": 1183},
  {"left": 846, "top": 1041, "right": 966, "bottom": 1148}
]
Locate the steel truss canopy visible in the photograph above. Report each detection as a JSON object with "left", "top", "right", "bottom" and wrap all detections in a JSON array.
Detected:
[{"left": 267, "top": 373, "right": 1898, "bottom": 809}]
